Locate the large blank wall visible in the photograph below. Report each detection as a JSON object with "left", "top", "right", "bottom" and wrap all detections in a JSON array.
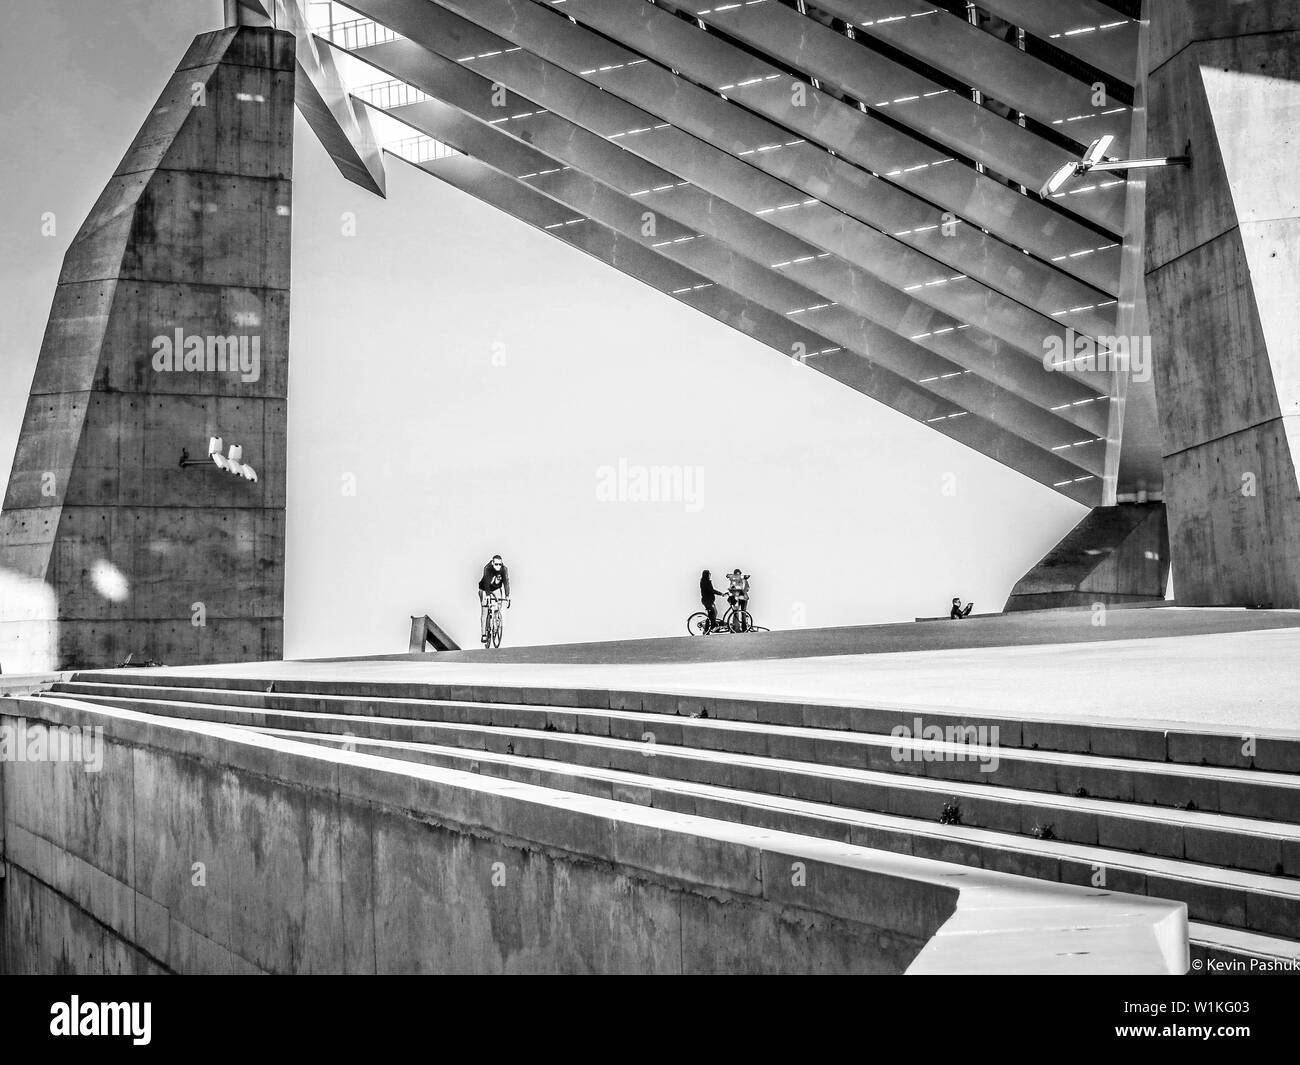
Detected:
[{"left": 0, "top": 1, "right": 1084, "bottom": 659}]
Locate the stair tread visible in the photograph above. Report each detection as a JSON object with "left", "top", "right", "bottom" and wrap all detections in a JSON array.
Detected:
[
  {"left": 53, "top": 678, "right": 1300, "bottom": 748},
  {"left": 37, "top": 691, "right": 1300, "bottom": 838},
  {"left": 1188, "top": 922, "right": 1300, "bottom": 958},
  {"left": 246, "top": 723, "right": 1300, "bottom": 898},
  {"left": 42, "top": 686, "right": 1300, "bottom": 790}
]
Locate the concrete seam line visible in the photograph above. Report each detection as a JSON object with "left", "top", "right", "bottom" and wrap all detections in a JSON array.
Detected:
[{"left": 3, "top": 859, "right": 174, "bottom": 975}]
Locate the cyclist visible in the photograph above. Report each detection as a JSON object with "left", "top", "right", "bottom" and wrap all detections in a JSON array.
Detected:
[
  {"left": 699, "top": 569, "right": 728, "bottom": 631},
  {"left": 478, "top": 554, "right": 511, "bottom": 644},
  {"left": 727, "top": 568, "right": 750, "bottom": 625}
]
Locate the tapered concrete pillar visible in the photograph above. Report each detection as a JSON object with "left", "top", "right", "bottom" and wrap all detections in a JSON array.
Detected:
[
  {"left": 0, "top": 27, "right": 294, "bottom": 671},
  {"left": 1145, "top": 2, "right": 1300, "bottom": 606},
  {"left": 1004, "top": 503, "right": 1169, "bottom": 612}
]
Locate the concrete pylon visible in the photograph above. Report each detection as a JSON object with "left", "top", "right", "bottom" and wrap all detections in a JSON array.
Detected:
[
  {"left": 1145, "top": 3, "right": 1300, "bottom": 607},
  {"left": 0, "top": 26, "right": 294, "bottom": 671},
  {"left": 1004, "top": 503, "right": 1170, "bottom": 612}
]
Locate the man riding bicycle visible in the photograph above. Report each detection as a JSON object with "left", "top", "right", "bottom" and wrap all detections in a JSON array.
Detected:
[{"left": 478, "top": 554, "right": 511, "bottom": 644}]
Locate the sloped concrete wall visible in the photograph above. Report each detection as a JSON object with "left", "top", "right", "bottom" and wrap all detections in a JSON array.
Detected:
[
  {"left": 0, "top": 697, "right": 954, "bottom": 974},
  {"left": 1004, "top": 502, "right": 1169, "bottom": 611}
]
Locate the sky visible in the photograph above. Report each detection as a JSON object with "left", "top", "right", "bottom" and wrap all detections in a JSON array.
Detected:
[{"left": 0, "top": 0, "right": 1086, "bottom": 658}]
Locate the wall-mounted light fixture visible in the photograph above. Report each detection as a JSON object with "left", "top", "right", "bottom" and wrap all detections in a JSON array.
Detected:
[
  {"left": 179, "top": 436, "right": 258, "bottom": 481},
  {"left": 1040, "top": 135, "right": 1191, "bottom": 198}
]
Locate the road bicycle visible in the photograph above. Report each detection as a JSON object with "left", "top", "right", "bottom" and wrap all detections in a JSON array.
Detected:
[{"left": 484, "top": 595, "right": 509, "bottom": 648}]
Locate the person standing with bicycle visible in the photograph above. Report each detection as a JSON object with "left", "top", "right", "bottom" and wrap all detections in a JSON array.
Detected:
[
  {"left": 727, "top": 568, "right": 751, "bottom": 630},
  {"left": 699, "top": 569, "right": 727, "bottom": 631},
  {"left": 478, "top": 554, "right": 511, "bottom": 644}
]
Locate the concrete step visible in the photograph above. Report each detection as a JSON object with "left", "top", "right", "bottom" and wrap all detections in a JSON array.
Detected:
[
  {"left": 64, "top": 671, "right": 1300, "bottom": 773},
  {"left": 129, "top": 695, "right": 1300, "bottom": 866},
  {"left": 1189, "top": 922, "right": 1300, "bottom": 974},
  {"left": 239, "top": 725, "right": 1300, "bottom": 944},
  {"left": 33, "top": 688, "right": 1300, "bottom": 938},
  {"left": 45, "top": 687, "right": 1300, "bottom": 863},
  {"left": 13, "top": 690, "right": 1192, "bottom": 975},
  {"left": 46, "top": 682, "right": 1300, "bottom": 825}
]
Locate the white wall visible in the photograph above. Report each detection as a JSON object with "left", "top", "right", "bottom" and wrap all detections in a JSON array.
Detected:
[{"left": 0, "top": 1, "right": 1086, "bottom": 660}]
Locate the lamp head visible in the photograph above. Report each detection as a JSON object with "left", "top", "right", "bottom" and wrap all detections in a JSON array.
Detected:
[
  {"left": 1041, "top": 161, "right": 1078, "bottom": 198},
  {"left": 1082, "top": 134, "right": 1114, "bottom": 168}
]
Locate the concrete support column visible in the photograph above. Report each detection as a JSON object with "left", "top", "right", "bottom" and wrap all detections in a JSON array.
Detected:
[
  {"left": 225, "top": 1, "right": 274, "bottom": 28},
  {"left": 1144, "top": 2, "right": 1300, "bottom": 606},
  {"left": 0, "top": 27, "right": 294, "bottom": 670}
]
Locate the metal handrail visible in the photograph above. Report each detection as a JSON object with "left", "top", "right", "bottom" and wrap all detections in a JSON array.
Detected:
[
  {"left": 322, "top": 16, "right": 400, "bottom": 50},
  {"left": 386, "top": 134, "right": 461, "bottom": 164},
  {"left": 352, "top": 79, "right": 430, "bottom": 109}
]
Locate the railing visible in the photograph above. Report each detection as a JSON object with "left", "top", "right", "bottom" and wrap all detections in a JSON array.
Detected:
[
  {"left": 352, "top": 78, "right": 430, "bottom": 110},
  {"left": 322, "top": 16, "right": 400, "bottom": 50},
  {"left": 409, "top": 615, "right": 459, "bottom": 653},
  {"left": 386, "top": 134, "right": 462, "bottom": 164}
]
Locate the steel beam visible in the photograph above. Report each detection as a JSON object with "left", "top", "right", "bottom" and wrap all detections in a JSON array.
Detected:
[
  {"left": 347, "top": 0, "right": 1120, "bottom": 367},
  {"left": 807, "top": 0, "right": 1130, "bottom": 154},
  {"left": 355, "top": 37, "right": 1110, "bottom": 431},
  {"left": 240, "top": 0, "right": 386, "bottom": 195},
  {"left": 554, "top": 0, "right": 1126, "bottom": 233},
  {"left": 382, "top": 94, "right": 1105, "bottom": 472},
  {"left": 415, "top": 0, "right": 1120, "bottom": 341},
  {"left": 349, "top": 0, "right": 1121, "bottom": 296},
  {"left": 975, "top": 0, "right": 1140, "bottom": 85},
  {"left": 391, "top": 150, "right": 1102, "bottom": 503}
]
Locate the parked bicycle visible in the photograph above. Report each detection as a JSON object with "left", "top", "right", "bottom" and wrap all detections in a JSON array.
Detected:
[{"left": 687, "top": 602, "right": 765, "bottom": 635}]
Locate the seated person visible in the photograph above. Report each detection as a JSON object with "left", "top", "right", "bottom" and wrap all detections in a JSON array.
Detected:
[{"left": 949, "top": 597, "right": 973, "bottom": 619}]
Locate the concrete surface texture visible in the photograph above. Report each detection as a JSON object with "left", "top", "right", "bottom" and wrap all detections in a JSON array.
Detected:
[
  {"left": 1004, "top": 502, "right": 1170, "bottom": 611},
  {"left": 0, "top": 27, "right": 295, "bottom": 673},
  {"left": 2, "top": 682, "right": 1193, "bottom": 974},
  {"left": 121, "top": 606, "right": 1300, "bottom": 733},
  {"left": 15, "top": 604, "right": 1300, "bottom": 973},
  {"left": 1145, "top": 1, "right": 1300, "bottom": 607}
]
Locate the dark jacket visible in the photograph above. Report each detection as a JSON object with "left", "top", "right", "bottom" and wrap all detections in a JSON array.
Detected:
[
  {"left": 479, "top": 562, "right": 510, "bottom": 597},
  {"left": 700, "top": 575, "right": 726, "bottom": 603}
]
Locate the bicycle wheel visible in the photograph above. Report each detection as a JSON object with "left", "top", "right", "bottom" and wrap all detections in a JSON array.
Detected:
[
  {"left": 731, "top": 609, "right": 752, "bottom": 633},
  {"left": 490, "top": 609, "right": 503, "bottom": 648},
  {"left": 687, "top": 612, "right": 710, "bottom": 636}
]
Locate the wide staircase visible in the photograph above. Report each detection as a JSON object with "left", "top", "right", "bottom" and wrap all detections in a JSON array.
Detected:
[{"left": 35, "top": 670, "right": 1300, "bottom": 970}]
